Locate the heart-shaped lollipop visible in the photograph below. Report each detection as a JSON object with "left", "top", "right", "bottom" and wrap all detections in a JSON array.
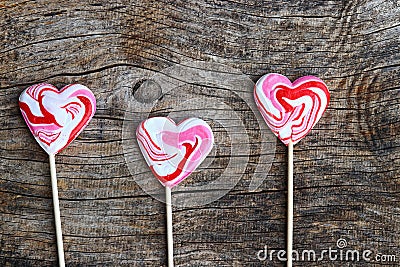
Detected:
[
  {"left": 254, "top": 73, "right": 330, "bottom": 267},
  {"left": 136, "top": 117, "right": 214, "bottom": 266},
  {"left": 254, "top": 73, "right": 330, "bottom": 145},
  {"left": 19, "top": 83, "right": 96, "bottom": 266},
  {"left": 19, "top": 83, "right": 96, "bottom": 154},
  {"left": 136, "top": 117, "right": 214, "bottom": 188}
]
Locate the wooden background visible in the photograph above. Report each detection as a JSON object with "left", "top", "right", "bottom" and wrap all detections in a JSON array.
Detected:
[{"left": 1, "top": 0, "right": 399, "bottom": 266}]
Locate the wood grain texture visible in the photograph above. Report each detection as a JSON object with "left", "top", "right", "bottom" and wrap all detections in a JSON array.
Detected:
[{"left": 0, "top": 0, "right": 399, "bottom": 266}]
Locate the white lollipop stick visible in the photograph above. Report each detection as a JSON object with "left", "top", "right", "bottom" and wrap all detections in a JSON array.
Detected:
[
  {"left": 165, "top": 187, "right": 174, "bottom": 267},
  {"left": 287, "top": 140, "right": 294, "bottom": 267},
  {"left": 49, "top": 154, "right": 65, "bottom": 267}
]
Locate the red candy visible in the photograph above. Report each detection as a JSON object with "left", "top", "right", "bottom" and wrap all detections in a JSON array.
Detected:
[
  {"left": 254, "top": 74, "right": 330, "bottom": 145},
  {"left": 19, "top": 83, "right": 96, "bottom": 154}
]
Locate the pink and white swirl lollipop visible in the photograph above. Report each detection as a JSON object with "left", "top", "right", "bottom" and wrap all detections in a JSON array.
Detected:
[
  {"left": 19, "top": 83, "right": 96, "bottom": 155},
  {"left": 136, "top": 117, "right": 214, "bottom": 188},
  {"left": 254, "top": 73, "right": 330, "bottom": 145},
  {"left": 136, "top": 117, "right": 214, "bottom": 267},
  {"left": 254, "top": 73, "right": 330, "bottom": 267},
  {"left": 19, "top": 83, "right": 96, "bottom": 267}
]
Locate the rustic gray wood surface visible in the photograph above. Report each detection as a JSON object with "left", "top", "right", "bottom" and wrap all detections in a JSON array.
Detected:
[{"left": 1, "top": 0, "right": 399, "bottom": 266}]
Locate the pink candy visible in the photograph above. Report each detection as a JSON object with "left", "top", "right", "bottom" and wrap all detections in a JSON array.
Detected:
[
  {"left": 254, "top": 74, "right": 330, "bottom": 145},
  {"left": 19, "top": 83, "right": 96, "bottom": 154},
  {"left": 136, "top": 117, "right": 214, "bottom": 188}
]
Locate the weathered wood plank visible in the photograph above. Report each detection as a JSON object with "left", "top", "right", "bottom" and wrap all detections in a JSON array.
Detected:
[{"left": 0, "top": 0, "right": 399, "bottom": 266}]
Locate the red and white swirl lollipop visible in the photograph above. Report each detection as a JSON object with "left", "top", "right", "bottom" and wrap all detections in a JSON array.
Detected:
[
  {"left": 136, "top": 117, "right": 214, "bottom": 188},
  {"left": 19, "top": 83, "right": 96, "bottom": 155},
  {"left": 136, "top": 117, "right": 214, "bottom": 267},
  {"left": 254, "top": 73, "right": 330, "bottom": 145},
  {"left": 254, "top": 73, "right": 330, "bottom": 267},
  {"left": 19, "top": 83, "right": 96, "bottom": 267}
]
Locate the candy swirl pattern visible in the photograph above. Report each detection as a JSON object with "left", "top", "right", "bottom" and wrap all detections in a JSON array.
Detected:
[
  {"left": 254, "top": 74, "right": 330, "bottom": 145},
  {"left": 19, "top": 83, "right": 96, "bottom": 155},
  {"left": 136, "top": 117, "right": 214, "bottom": 188}
]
